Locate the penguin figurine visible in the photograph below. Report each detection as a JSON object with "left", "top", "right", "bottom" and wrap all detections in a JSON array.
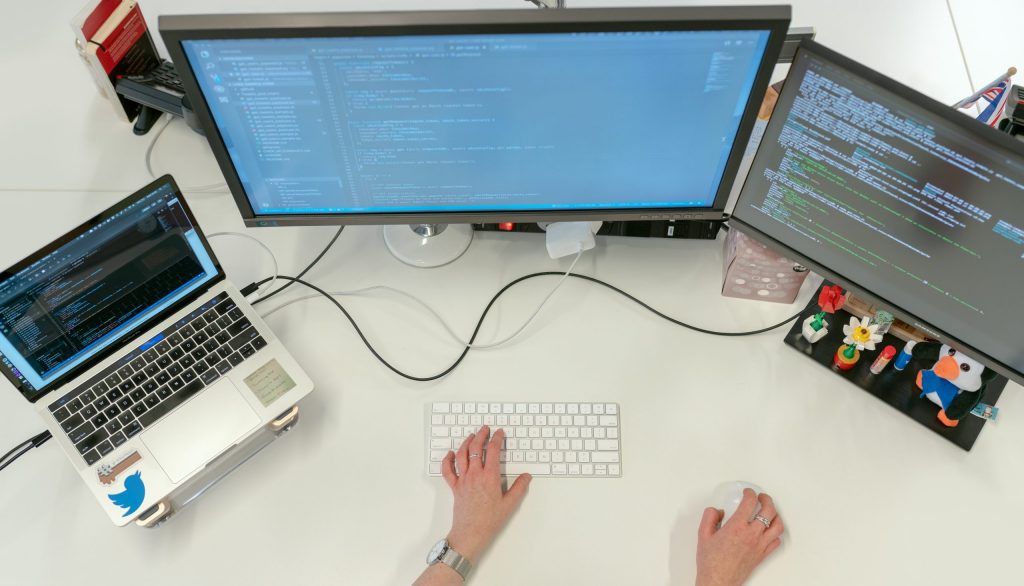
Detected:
[{"left": 912, "top": 343, "right": 996, "bottom": 427}]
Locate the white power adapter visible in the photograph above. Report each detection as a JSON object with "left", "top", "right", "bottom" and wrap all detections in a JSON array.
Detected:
[{"left": 542, "top": 221, "right": 601, "bottom": 259}]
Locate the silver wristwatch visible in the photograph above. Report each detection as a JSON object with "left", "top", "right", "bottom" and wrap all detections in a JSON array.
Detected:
[{"left": 426, "top": 538, "right": 473, "bottom": 581}]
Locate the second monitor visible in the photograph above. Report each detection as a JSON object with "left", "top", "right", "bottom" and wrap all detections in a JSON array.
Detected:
[{"left": 161, "top": 7, "right": 790, "bottom": 264}]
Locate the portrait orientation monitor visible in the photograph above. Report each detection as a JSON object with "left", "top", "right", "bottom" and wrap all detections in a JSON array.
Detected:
[
  {"left": 160, "top": 7, "right": 790, "bottom": 232},
  {"left": 732, "top": 41, "right": 1024, "bottom": 386}
]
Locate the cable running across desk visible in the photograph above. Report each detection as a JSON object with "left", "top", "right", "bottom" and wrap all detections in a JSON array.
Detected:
[{"left": 248, "top": 272, "right": 801, "bottom": 382}]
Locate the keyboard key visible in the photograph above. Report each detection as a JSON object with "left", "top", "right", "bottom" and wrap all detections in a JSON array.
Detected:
[
  {"left": 155, "top": 341, "right": 171, "bottom": 354},
  {"left": 68, "top": 398, "right": 83, "bottom": 413},
  {"left": 96, "top": 441, "right": 113, "bottom": 457},
  {"left": 118, "top": 380, "right": 135, "bottom": 393},
  {"left": 95, "top": 396, "right": 110, "bottom": 410},
  {"left": 143, "top": 349, "right": 159, "bottom": 363},
  {"left": 157, "top": 386, "right": 172, "bottom": 399},
  {"left": 155, "top": 372, "right": 170, "bottom": 385},
  {"left": 182, "top": 339, "right": 197, "bottom": 352},
  {"left": 599, "top": 416, "right": 618, "bottom": 427},
  {"left": 169, "top": 377, "right": 184, "bottom": 391},
  {"left": 216, "top": 315, "right": 234, "bottom": 329},
  {"left": 138, "top": 379, "right": 204, "bottom": 428},
  {"left": 239, "top": 344, "right": 255, "bottom": 358},
  {"left": 192, "top": 316, "right": 207, "bottom": 330},
  {"left": 202, "top": 309, "right": 218, "bottom": 324},
  {"left": 130, "top": 357, "right": 147, "bottom": 372},
  {"left": 169, "top": 347, "right": 184, "bottom": 361},
  {"left": 143, "top": 380, "right": 159, "bottom": 393},
  {"left": 117, "top": 397, "right": 132, "bottom": 410},
  {"left": 227, "top": 352, "right": 244, "bottom": 366},
  {"left": 106, "top": 419, "right": 122, "bottom": 434},
  {"left": 194, "top": 360, "right": 209, "bottom": 375},
  {"left": 129, "top": 389, "right": 145, "bottom": 402},
  {"left": 230, "top": 328, "right": 259, "bottom": 351},
  {"left": 502, "top": 463, "right": 551, "bottom": 476},
  {"left": 179, "top": 325, "right": 195, "bottom": 339},
  {"left": 168, "top": 333, "right": 183, "bottom": 347},
  {"left": 143, "top": 364, "right": 160, "bottom": 377},
  {"left": 60, "top": 413, "right": 84, "bottom": 433},
  {"left": 206, "top": 355, "right": 221, "bottom": 369},
  {"left": 225, "top": 319, "right": 252, "bottom": 338},
  {"left": 181, "top": 355, "right": 196, "bottom": 369},
  {"left": 591, "top": 452, "right": 620, "bottom": 463},
  {"left": 204, "top": 323, "right": 220, "bottom": 337},
  {"left": 252, "top": 336, "right": 267, "bottom": 351},
  {"left": 52, "top": 406, "right": 70, "bottom": 422},
  {"left": 157, "top": 355, "right": 172, "bottom": 369},
  {"left": 91, "top": 413, "right": 108, "bottom": 428},
  {"left": 83, "top": 450, "right": 101, "bottom": 466},
  {"left": 217, "top": 346, "right": 232, "bottom": 359},
  {"left": 92, "top": 381, "right": 109, "bottom": 395},
  {"left": 124, "top": 421, "right": 143, "bottom": 438},
  {"left": 194, "top": 331, "right": 209, "bottom": 345},
  {"left": 200, "top": 369, "right": 220, "bottom": 385},
  {"left": 117, "top": 365, "right": 134, "bottom": 380},
  {"left": 68, "top": 421, "right": 95, "bottom": 445},
  {"left": 110, "top": 432, "right": 127, "bottom": 447},
  {"left": 144, "top": 394, "right": 160, "bottom": 408},
  {"left": 81, "top": 390, "right": 96, "bottom": 404},
  {"left": 131, "top": 403, "right": 148, "bottom": 416},
  {"left": 104, "top": 373, "right": 121, "bottom": 387},
  {"left": 215, "top": 330, "right": 232, "bottom": 345},
  {"left": 118, "top": 411, "right": 134, "bottom": 426},
  {"left": 167, "top": 363, "right": 183, "bottom": 377},
  {"left": 181, "top": 368, "right": 197, "bottom": 383},
  {"left": 75, "top": 427, "right": 108, "bottom": 454},
  {"left": 203, "top": 339, "right": 219, "bottom": 353},
  {"left": 228, "top": 307, "right": 244, "bottom": 322},
  {"left": 216, "top": 300, "right": 237, "bottom": 315}
]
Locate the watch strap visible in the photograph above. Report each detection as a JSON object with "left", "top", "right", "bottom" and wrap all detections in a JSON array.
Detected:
[{"left": 441, "top": 545, "right": 473, "bottom": 581}]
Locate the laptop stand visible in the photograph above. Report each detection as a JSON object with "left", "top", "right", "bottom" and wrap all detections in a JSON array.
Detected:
[{"left": 133, "top": 404, "right": 301, "bottom": 528}]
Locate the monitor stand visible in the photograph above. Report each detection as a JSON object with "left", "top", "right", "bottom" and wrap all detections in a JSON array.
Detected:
[{"left": 382, "top": 224, "right": 473, "bottom": 268}]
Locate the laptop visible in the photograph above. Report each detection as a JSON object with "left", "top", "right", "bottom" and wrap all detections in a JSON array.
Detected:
[{"left": 0, "top": 175, "right": 314, "bottom": 526}]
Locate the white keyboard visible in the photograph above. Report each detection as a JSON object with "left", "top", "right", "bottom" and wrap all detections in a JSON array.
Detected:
[{"left": 426, "top": 401, "right": 622, "bottom": 478}]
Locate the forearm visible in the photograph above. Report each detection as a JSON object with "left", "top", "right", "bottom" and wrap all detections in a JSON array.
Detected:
[{"left": 412, "top": 564, "right": 464, "bottom": 586}]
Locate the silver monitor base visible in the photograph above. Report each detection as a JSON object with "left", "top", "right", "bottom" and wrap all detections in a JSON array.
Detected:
[{"left": 382, "top": 224, "right": 473, "bottom": 268}]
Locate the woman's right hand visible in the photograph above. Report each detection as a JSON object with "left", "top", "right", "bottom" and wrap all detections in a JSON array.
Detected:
[{"left": 695, "top": 489, "right": 784, "bottom": 586}]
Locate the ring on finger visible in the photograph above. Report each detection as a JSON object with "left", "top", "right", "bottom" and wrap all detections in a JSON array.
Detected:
[
  {"left": 469, "top": 452, "right": 481, "bottom": 460},
  {"left": 753, "top": 515, "right": 771, "bottom": 529}
]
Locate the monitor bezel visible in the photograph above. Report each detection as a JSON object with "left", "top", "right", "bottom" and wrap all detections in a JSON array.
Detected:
[
  {"left": 730, "top": 39, "right": 1024, "bottom": 387},
  {"left": 160, "top": 6, "right": 791, "bottom": 227},
  {"left": 0, "top": 175, "right": 226, "bottom": 403}
]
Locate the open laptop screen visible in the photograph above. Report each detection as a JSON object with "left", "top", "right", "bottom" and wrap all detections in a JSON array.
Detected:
[{"left": 0, "top": 178, "right": 219, "bottom": 401}]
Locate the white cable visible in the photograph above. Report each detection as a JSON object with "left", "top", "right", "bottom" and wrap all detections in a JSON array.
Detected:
[
  {"left": 206, "top": 232, "right": 278, "bottom": 300},
  {"left": 259, "top": 248, "right": 584, "bottom": 350},
  {"left": 144, "top": 116, "right": 228, "bottom": 193}
]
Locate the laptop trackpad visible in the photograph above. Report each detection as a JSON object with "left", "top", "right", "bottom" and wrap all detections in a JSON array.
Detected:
[{"left": 142, "top": 380, "right": 261, "bottom": 483}]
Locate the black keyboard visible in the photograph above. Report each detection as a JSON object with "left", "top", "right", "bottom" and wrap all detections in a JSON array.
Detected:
[{"left": 47, "top": 293, "right": 268, "bottom": 466}]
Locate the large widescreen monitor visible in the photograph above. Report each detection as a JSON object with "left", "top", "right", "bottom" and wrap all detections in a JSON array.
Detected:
[
  {"left": 732, "top": 40, "right": 1024, "bottom": 385},
  {"left": 161, "top": 7, "right": 790, "bottom": 227}
]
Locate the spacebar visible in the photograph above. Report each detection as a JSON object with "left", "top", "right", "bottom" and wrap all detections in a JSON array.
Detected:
[
  {"left": 138, "top": 380, "right": 205, "bottom": 428},
  {"left": 500, "top": 463, "right": 551, "bottom": 476}
]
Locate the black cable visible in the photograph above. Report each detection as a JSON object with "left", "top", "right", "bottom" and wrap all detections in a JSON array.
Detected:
[
  {"left": 253, "top": 272, "right": 801, "bottom": 382},
  {"left": 252, "top": 226, "right": 344, "bottom": 305},
  {"left": 0, "top": 430, "right": 52, "bottom": 473}
]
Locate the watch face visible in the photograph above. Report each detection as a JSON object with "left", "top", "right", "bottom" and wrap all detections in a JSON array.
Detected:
[{"left": 427, "top": 539, "right": 448, "bottom": 564}]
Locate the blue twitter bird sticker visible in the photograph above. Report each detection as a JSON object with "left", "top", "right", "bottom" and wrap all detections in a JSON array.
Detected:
[{"left": 108, "top": 471, "right": 146, "bottom": 517}]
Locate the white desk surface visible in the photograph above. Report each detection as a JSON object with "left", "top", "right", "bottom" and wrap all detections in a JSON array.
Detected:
[{"left": 2, "top": 2, "right": 1022, "bottom": 585}]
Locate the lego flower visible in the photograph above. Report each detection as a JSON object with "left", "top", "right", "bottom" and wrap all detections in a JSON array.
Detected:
[
  {"left": 817, "top": 285, "right": 846, "bottom": 314},
  {"left": 843, "top": 316, "right": 883, "bottom": 351}
]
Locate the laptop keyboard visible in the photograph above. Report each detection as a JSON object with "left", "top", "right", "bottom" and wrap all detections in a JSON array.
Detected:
[{"left": 47, "top": 293, "right": 268, "bottom": 466}]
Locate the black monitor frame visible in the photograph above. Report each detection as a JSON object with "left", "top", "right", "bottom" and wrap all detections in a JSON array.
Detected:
[
  {"left": 730, "top": 39, "right": 1024, "bottom": 387},
  {"left": 160, "top": 6, "right": 791, "bottom": 227}
]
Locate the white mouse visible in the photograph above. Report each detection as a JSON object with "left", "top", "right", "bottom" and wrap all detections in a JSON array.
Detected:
[{"left": 711, "top": 481, "right": 763, "bottom": 524}]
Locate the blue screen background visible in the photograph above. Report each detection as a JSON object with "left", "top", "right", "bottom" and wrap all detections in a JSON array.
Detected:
[{"left": 183, "top": 30, "right": 769, "bottom": 215}]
